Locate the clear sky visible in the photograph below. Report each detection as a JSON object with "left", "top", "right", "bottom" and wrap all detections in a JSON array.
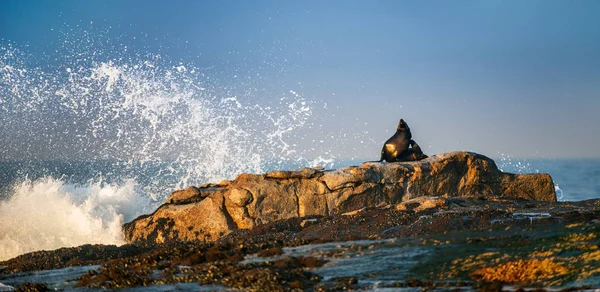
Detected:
[{"left": 1, "top": 0, "right": 600, "bottom": 159}]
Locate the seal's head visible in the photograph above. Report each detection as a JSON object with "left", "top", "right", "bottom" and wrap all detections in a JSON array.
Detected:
[
  {"left": 396, "top": 119, "right": 410, "bottom": 131},
  {"left": 396, "top": 119, "right": 408, "bottom": 131}
]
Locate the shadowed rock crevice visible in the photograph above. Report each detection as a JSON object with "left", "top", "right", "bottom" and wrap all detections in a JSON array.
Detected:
[
  {"left": 292, "top": 186, "right": 300, "bottom": 218},
  {"left": 124, "top": 152, "right": 556, "bottom": 244}
]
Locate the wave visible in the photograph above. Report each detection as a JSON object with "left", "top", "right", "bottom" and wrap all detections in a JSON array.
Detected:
[
  {"left": 0, "top": 177, "right": 152, "bottom": 261},
  {"left": 0, "top": 28, "right": 353, "bottom": 261}
]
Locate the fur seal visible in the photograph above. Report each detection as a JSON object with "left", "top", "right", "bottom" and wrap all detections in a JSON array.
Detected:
[{"left": 379, "top": 119, "right": 428, "bottom": 162}]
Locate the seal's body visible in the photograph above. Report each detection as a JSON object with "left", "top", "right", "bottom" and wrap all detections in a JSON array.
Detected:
[
  {"left": 379, "top": 119, "right": 412, "bottom": 162},
  {"left": 379, "top": 119, "right": 428, "bottom": 162}
]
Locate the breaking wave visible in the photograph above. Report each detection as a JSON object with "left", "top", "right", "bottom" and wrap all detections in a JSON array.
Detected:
[
  {"left": 0, "top": 29, "right": 343, "bottom": 260},
  {"left": 0, "top": 178, "right": 146, "bottom": 261}
]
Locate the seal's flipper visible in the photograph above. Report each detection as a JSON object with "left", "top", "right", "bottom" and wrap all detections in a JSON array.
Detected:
[{"left": 409, "top": 140, "right": 428, "bottom": 160}]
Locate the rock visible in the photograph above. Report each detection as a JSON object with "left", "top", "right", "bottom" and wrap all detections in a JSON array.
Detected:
[
  {"left": 226, "top": 188, "right": 253, "bottom": 207},
  {"left": 267, "top": 167, "right": 321, "bottom": 179},
  {"left": 258, "top": 247, "right": 283, "bottom": 257},
  {"left": 123, "top": 192, "right": 237, "bottom": 243},
  {"left": 395, "top": 196, "right": 447, "bottom": 212},
  {"left": 15, "top": 283, "right": 48, "bottom": 292},
  {"left": 124, "top": 152, "right": 556, "bottom": 244},
  {"left": 166, "top": 186, "right": 202, "bottom": 204},
  {"left": 300, "top": 218, "right": 320, "bottom": 228},
  {"left": 5, "top": 196, "right": 600, "bottom": 290},
  {"left": 470, "top": 258, "right": 569, "bottom": 284},
  {"left": 342, "top": 208, "right": 367, "bottom": 216},
  {"left": 298, "top": 256, "right": 327, "bottom": 268}
]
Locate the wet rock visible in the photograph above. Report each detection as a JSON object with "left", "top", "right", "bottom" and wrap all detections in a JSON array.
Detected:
[
  {"left": 125, "top": 152, "right": 556, "bottom": 244},
  {"left": 289, "top": 280, "right": 303, "bottom": 289},
  {"left": 319, "top": 276, "right": 359, "bottom": 291},
  {"left": 204, "top": 246, "right": 227, "bottom": 262},
  {"left": 179, "top": 252, "right": 205, "bottom": 266},
  {"left": 0, "top": 244, "right": 151, "bottom": 274},
  {"left": 15, "top": 283, "right": 48, "bottom": 292},
  {"left": 470, "top": 258, "right": 569, "bottom": 284},
  {"left": 258, "top": 247, "right": 283, "bottom": 257},
  {"left": 298, "top": 256, "right": 326, "bottom": 268},
  {"left": 475, "top": 282, "right": 504, "bottom": 292},
  {"left": 273, "top": 256, "right": 300, "bottom": 269},
  {"left": 226, "top": 254, "right": 244, "bottom": 263},
  {"left": 3, "top": 197, "right": 600, "bottom": 290}
]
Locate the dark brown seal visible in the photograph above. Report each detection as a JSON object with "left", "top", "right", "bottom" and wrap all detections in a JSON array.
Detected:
[{"left": 379, "top": 119, "right": 428, "bottom": 162}]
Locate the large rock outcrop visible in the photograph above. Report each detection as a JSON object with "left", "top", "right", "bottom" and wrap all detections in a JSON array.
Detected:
[{"left": 123, "top": 152, "right": 556, "bottom": 244}]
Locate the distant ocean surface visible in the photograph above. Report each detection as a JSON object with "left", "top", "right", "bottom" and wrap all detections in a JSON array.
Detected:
[{"left": 496, "top": 157, "right": 600, "bottom": 202}]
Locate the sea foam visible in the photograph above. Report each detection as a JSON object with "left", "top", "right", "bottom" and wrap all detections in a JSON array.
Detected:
[
  {"left": 0, "top": 177, "right": 151, "bottom": 261},
  {"left": 0, "top": 29, "right": 344, "bottom": 261}
]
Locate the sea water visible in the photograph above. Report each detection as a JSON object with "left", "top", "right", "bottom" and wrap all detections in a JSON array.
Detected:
[
  {"left": 497, "top": 156, "right": 600, "bottom": 202},
  {"left": 0, "top": 30, "right": 350, "bottom": 262},
  {"left": 1, "top": 29, "right": 599, "bottom": 266},
  {"left": 1, "top": 157, "right": 597, "bottom": 263}
]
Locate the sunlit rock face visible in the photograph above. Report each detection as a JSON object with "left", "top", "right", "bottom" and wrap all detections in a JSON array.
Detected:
[{"left": 123, "top": 151, "right": 556, "bottom": 244}]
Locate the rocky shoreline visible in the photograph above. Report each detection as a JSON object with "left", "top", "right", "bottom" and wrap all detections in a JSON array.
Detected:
[
  {"left": 124, "top": 152, "right": 556, "bottom": 245},
  {"left": 1, "top": 152, "right": 600, "bottom": 291}
]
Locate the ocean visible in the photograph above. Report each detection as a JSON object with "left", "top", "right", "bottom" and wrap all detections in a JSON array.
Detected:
[
  {"left": 496, "top": 157, "right": 600, "bottom": 202},
  {"left": 0, "top": 36, "right": 339, "bottom": 261},
  {"left": 1, "top": 157, "right": 599, "bottom": 262},
  {"left": 1, "top": 31, "right": 599, "bottom": 264}
]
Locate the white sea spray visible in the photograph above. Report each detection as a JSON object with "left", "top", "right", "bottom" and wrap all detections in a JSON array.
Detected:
[
  {"left": 0, "top": 30, "right": 351, "bottom": 260},
  {"left": 0, "top": 178, "right": 148, "bottom": 261}
]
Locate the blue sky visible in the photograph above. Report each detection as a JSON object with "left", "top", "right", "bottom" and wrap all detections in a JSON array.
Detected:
[{"left": 1, "top": 0, "right": 600, "bottom": 159}]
